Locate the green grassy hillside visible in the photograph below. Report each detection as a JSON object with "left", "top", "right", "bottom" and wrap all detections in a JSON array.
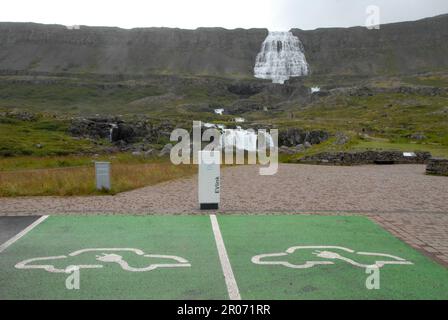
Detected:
[
  {"left": 1, "top": 72, "right": 448, "bottom": 159},
  {"left": 0, "top": 112, "right": 100, "bottom": 156}
]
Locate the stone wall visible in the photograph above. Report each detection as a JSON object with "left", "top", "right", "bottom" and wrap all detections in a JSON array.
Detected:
[
  {"left": 426, "top": 158, "right": 448, "bottom": 176},
  {"left": 297, "top": 151, "right": 432, "bottom": 165}
]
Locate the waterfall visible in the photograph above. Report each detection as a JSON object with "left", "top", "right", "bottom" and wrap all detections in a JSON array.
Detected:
[
  {"left": 109, "top": 124, "right": 118, "bottom": 142},
  {"left": 200, "top": 122, "right": 274, "bottom": 152},
  {"left": 254, "top": 31, "right": 309, "bottom": 84},
  {"left": 221, "top": 129, "right": 274, "bottom": 152}
]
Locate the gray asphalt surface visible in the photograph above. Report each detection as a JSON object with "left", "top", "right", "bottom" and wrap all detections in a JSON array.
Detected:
[{"left": 0, "top": 216, "right": 40, "bottom": 245}]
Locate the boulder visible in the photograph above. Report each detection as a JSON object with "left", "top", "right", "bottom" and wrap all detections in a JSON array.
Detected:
[
  {"left": 227, "top": 83, "right": 264, "bottom": 96},
  {"left": 408, "top": 133, "right": 427, "bottom": 141},
  {"left": 113, "top": 124, "right": 137, "bottom": 142},
  {"left": 144, "top": 149, "right": 156, "bottom": 157},
  {"left": 279, "top": 146, "right": 296, "bottom": 155},
  {"left": 334, "top": 132, "right": 350, "bottom": 145},
  {"left": 295, "top": 144, "right": 305, "bottom": 152},
  {"left": 158, "top": 144, "right": 173, "bottom": 157},
  {"left": 2, "top": 110, "right": 38, "bottom": 121}
]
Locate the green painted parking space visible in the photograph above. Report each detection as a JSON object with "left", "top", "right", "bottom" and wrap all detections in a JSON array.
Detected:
[
  {"left": 0, "top": 216, "right": 228, "bottom": 300},
  {"left": 1, "top": 215, "right": 447, "bottom": 300},
  {"left": 218, "top": 215, "right": 448, "bottom": 300}
]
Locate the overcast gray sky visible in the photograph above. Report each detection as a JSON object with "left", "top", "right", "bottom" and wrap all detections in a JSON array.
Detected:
[
  {"left": 272, "top": 0, "right": 448, "bottom": 30},
  {"left": 0, "top": 0, "right": 447, "bottom": 30}
]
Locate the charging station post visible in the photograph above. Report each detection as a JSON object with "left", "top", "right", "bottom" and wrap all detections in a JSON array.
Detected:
[{"left": 198, "top": 151, "right": 221, "bottom": 210}]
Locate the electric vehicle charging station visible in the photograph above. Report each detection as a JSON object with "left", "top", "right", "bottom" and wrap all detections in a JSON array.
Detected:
[{"left": 198, "top": 151, "right": 221, "bottom": 210}]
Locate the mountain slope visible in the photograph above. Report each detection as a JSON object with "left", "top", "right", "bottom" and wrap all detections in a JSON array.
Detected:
[{"left": 0, "top": 14, "right": 447, "bottom": 78}]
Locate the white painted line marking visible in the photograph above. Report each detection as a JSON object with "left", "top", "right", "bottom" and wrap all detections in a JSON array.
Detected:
[
  {"left": 0, "top": 215, "right": 49, "bottom": 254},
  {"left": 210, "top": 214, "right": 241, "bottom": 300}
]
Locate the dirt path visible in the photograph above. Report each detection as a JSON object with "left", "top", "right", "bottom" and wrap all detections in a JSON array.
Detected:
[{"left": 1, "top": 164, "right": 447, "bottom": 265}]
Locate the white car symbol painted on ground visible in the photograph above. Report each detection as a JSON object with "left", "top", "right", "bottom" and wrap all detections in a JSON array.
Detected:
[
  {"left": 252, "top": 246, "right": 413, "bottom": 269},
  {"left": 15, "top": 248, "right": 191, "bottom": 273}
]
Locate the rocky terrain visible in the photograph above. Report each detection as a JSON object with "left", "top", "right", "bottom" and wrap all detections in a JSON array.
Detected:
[{"left": 67, "top": 116, "right": 331, "bottom": 154}]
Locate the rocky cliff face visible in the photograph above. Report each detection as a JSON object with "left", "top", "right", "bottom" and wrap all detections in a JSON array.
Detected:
[
  {"left": 292, "top": 14, "right": 448, "bottom": 76},
  {"left": 0, "top": 24, "right": 268, "bottom": 77},
  {"left": 0, "top": 14, "right": 447, "bottom": 78}
]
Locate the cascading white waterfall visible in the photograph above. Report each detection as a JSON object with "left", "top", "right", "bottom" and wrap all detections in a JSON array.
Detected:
[
  {"left": 221, "top": 129, "right": 274, "bottom": 152},
  {"left": 201, "top": 123, "right": 274, "bottom": 152},
  {"left": 254, "top": 31, "right": 309, "bottom": 84},
  {"left": 109, "top": 124, "right": 118, "bottom": 142}
]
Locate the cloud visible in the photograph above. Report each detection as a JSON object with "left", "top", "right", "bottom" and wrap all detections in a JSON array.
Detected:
[
  {"left": 251, "top": 246, "right": 413, "bottom": 269},
  {"left": 15, "top": 248, "right": 191, "bottom": 273}
]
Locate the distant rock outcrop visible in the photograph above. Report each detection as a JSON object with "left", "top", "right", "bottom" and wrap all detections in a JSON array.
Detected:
[
  {"left": 68, "top": 117, "right": 177, "bottom": 144},
  {"left": 279, "top": 128, "right": 329, "bottom": 147}
]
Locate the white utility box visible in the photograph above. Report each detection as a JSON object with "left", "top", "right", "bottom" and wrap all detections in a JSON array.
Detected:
[{"left": 198, "top": 151, "right": 221, "bottom": 210}]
